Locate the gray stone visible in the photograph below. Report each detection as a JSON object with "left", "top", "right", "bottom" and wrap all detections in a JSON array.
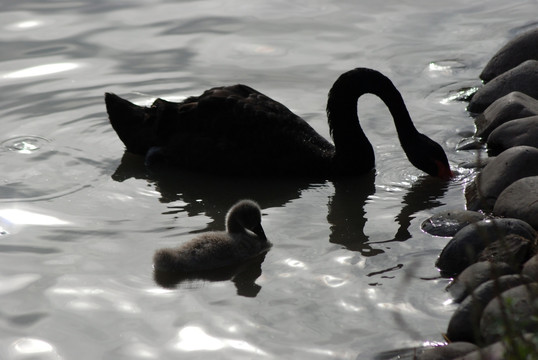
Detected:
[
  {"left": 456, "top": 137, "right": 485, "bottom": 151},
  {"left": 474, "top": 92, "right": 538, "bottom": 139},
  {"left": 465, "top": 146, "right": 538, "bottom": 211},
  {"left": 421, "top": 209, "right": 485, "bottom": 237},
  {"left": 477, "top": 234, "right": 535, "bottom": 267},
  {"left": 493, "top": 176, "right": 538, "bottom": 229},
  {"left": 522, "top": 254, "right": 538, "bottom": 280},
  {"left": 451, "top": 337, "right": 521, "bottom": 360},
  {"left": 417, "top": 342, "right": 479, "bottom": 360},
  {"left": 468, "top": 60, "right": 538, "bottom": 113},
  {"left": 480, "top": 283, "right": 538, "bottom": 344},
  {"left": 447, "top": 274, "right": 534, "bottom": 343},
  {"left": 447, "top": 261, "right": 516, "bottom": 303},
  {"left": 480, "top": 27, "right": 538, "bottom": 82},
  {"left": 436, "top": 218, "right": 536, "bottom": 277},
  {"left": 461, "top": 156, "right": 492, "bottom": 169},
  {"left": 487, "top": 115, "right": 538, "bottom": 155}
]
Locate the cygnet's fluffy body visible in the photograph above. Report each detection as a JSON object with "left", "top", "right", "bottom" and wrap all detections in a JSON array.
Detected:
[{"left": 153, "top": 200, "right": 270, "bottom": 272}]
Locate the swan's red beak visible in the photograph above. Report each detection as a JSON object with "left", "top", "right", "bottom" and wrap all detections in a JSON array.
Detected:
[{"left": 436, "top": 160, "right": 454, "bottom": 180}]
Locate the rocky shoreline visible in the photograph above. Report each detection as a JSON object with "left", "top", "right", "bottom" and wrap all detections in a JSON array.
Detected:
[{"left": 383, "top": 26, "right": 538, "bottom": 360}]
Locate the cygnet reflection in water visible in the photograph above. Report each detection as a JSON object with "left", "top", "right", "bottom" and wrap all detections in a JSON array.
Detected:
[
  {"left": 153, "top": 252, "right": 268, "bottom": 298},
  {"left": 105, "top": 68, "right": 453, "bottom": 179},
  {"left": 153, "top": 199, "right": 271, "bottom": 273}
]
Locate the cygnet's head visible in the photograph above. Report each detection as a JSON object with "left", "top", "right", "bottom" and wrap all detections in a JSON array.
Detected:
[{"left": 226, "top": 200, "right": 267, "bottom": 241}]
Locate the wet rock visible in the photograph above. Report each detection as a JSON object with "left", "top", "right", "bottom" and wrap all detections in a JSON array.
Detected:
[
  {"left": 474, "top": 92, "right": 538, "bottom": 139},
  {"left": 468, "top": 60, "right": 538, "bottom": 114},
  {"left": 487, "top": 115, "right": 538, "bottom": 155},
  {"left": 477, "top": 234, "right": 535, "bottom": 268},
  {"left": 449, "top": 86, "right": 480, "bottom": 102},
  {"left": 460, "top": 156, "right": 492, "bottom": 169},
  {"left": 480, "top": 283, "right": 538, "bottom": 344},
  {"left": 465, "top": 146, "right": 538, "bottom": 211},
  {"left": 436, "top": 218, "right": 537, "bottom": 277},
  {"left": 373, "top": 346, "right": 426, "bottom": 359},
  {"left": 456, "top": 137, "right": 485, "bottom": 151},
  {"left": 447, "top": 274, "right": 534, "bottom": 343},
  {"left": 451, "top": 335, "right": 536, "bottom": 360},
  {"left": 493, "top": 176, "right": 538, "bottom": 229},
  {"left": 417, "top": 342, "right": 479, "bottom": 360},
  {"left": 447, "top": 261, "right": 516, "bottom": 303},
  {"left": 522, "top": 254, "right": 538, "bottom": 279},
  {"left": 421, "top": 209, "right": 485, "bottom": 237},
  {"left": 480, "top": 27, "right": 538, "bottom": 82}
]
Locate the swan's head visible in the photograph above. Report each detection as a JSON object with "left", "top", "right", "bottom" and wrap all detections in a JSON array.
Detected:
[
  {"left": 408, "top": 134, "right": 453, "bottom": 180},
  {"left": 227, "top": 200, "right": 267, "bottom": 241}
]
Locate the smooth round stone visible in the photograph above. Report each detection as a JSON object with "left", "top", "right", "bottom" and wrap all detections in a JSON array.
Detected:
[
  {"left": 450, "top": 338, "right": 524, "bottom": 360},
  {"left": 474, "top": 92, "right": 538, "bottom": 139},
  {"left": 468, "top": 60, "right": 538, "bottom": 113},
  {"left": 480, "top": 283, "right": 538, "bottom": 344},
  {"left": 522, "top": 254, "right": 538, "bottom": 279},
  {"left": 446, "top": 261, "right": 516, "bottom": 303},
  {"left": 447, "top": 274, "right": 534, "bottom": 343},
  {"left": 487, "top": 115, "right": 538, "bottom": 155},
  {"left": 417, "top": 342, "right": 479, "bottom": 360},
  {"left": 421, "top": 209, "right": 485, "bottom": 237},
  {"left": 480, "top": 27, "right": 538, "bottom": 82},
  {"left": 493, "top": 176, "right": 538, "bottom": 229},
  {"left": 456, "top": 136, "right": 485, "bottom": 151},
  {"left": 465, "top": 146, "right": 538, "bottom": 211},
  {"left": 435, "top": 218, "right": 537, "bottom": 277},
  {"left": 461, "top": 156, "right": 492, "bottom": 169},
  {"left": 477, "top": 234, "right": 534, "bottom": 267},
  {"left": 456, "top": 137, "right": 485, "bottom": 151}
]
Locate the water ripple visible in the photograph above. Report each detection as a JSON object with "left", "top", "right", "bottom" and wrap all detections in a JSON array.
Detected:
[
  {"left": 0, "top": 273, "right": 41, "bottom": 295},
  {"left": 1, "top": 135, "right": 50, "bottom": 153},
  {"left": 0, "top": 137, "right": 99, "bottom": 203},
  {"left": 320, "top": 275, "right": 347, "bottom": 288}
]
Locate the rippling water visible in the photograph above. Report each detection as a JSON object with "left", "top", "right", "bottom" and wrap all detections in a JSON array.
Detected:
[{"left": 1, "top": 1, "right": 536, "bottom": 359}]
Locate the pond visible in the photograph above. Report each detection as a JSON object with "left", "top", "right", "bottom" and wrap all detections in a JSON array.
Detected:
[{"left": 1, "top": 1, "right": 536, "bottom": 359}]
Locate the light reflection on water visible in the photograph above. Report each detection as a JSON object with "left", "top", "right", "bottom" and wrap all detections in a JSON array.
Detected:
[
  {"left": 0, "top": 209, "right": 70, "bottom": 226},
  {"left": 3, "top": 62, "right": 80, "bottom": 79},
  {"left": 9, "top": 338, "right": 61, "bottom": 360},
  {"left": 0, "top": 0, "right": 533, "bottom": 358},
  {"left": 173, "top": 326, "right": 268, "bottom": 355}
]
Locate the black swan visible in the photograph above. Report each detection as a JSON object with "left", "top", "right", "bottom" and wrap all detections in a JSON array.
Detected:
[
  {"left": 153, "top": 199, "right": 270, "bottom": 272},
  {"left": 105, "top": 68, "right": 453, "bottom": 179}
]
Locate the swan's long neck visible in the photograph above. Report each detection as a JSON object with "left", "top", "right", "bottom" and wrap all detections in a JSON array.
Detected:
[{"left": 327, "top": 68, "right": 420, "bottom": 173}]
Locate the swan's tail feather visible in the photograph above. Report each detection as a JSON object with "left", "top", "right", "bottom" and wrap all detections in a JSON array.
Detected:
[{"left": 105, "top": 93, "right": 153, "bottom": 155}]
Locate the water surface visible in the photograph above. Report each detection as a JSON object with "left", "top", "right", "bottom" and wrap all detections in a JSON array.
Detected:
[{"left": 1, "top": 1, "right": 536, "bottom": 359}]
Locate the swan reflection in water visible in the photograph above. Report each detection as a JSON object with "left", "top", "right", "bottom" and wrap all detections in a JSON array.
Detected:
[{"left": 112, "top": 152, "right": 449, "bottom": 296}]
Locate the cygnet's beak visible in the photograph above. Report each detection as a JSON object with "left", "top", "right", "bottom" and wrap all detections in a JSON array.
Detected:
[{"left": 251, "top": 223, "right": 267, "bottom": 241}]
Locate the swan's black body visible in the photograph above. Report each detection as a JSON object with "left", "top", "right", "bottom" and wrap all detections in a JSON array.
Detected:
[{"left": 105, "top": 68, "right": 452, "bottom": 179}]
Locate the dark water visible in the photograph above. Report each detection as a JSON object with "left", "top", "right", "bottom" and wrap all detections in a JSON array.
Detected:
[{"left": 0, "top": 1, "right": 536, "bottom": 358}]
